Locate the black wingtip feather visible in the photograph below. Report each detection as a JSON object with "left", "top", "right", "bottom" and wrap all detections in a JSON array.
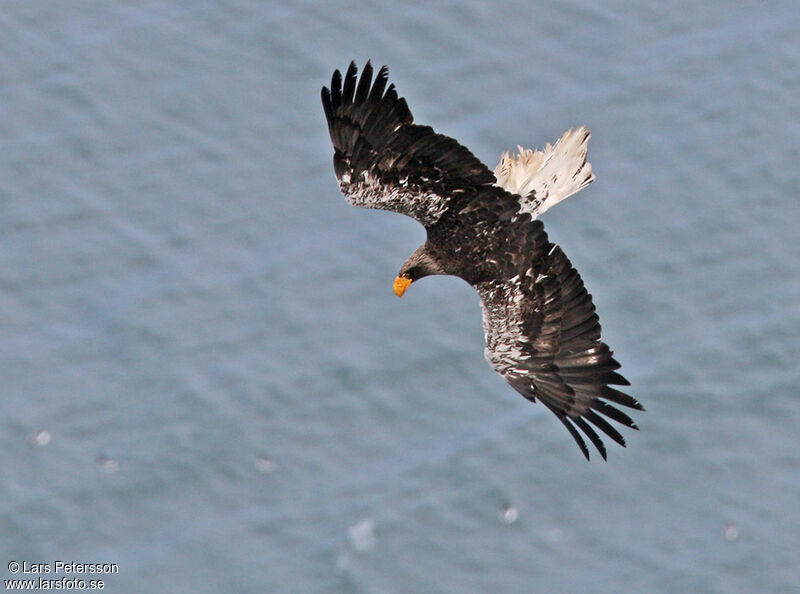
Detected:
[
  {"left": 601, "top": 386, "right": 644, "bottom": 411},
  {"left": 594, "top": 400, "right": 639, "bottom": 430},
  {"left": 355, "top": 61, "right": 373, "bottom": 103},
  {"left": 330, "top": 69, "right": 342, "bottom": 106},
  {"left": 559, "top": 416, "right": 590, "bottom": 461},
  {"left": 584, "top": 410, "right": 627, "bottom": 447},
  {"left": 605, "top": 371, "right": 631, "bottom": 386},
  {"left": 321, "top": 86, "right": 332, "bottom": 123},
  {"left": 342, "top": 62, "right": 358, "bottom": 103},
  {"left": 369, "top": 65, "right": 390, "bottom": 101},
  {"left": 573, "top": 417, "right": 607, "bottom": 460}
]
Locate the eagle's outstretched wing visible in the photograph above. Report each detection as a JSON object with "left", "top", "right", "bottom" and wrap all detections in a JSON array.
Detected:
[
  {"left": 321, "top": 61, "right": 497, "bottom": 227},
  {"left": 477, "top": 219, "right": 643, "bottom": 460}
]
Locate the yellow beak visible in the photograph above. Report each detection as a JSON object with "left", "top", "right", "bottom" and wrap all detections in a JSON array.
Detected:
[{"left": 393, "top": 275, "right": 413, "bottom": 298}]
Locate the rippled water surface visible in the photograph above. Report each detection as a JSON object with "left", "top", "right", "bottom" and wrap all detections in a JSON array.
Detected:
[{"left": 2, "top": 1, "right": 799, "bottom": 592}]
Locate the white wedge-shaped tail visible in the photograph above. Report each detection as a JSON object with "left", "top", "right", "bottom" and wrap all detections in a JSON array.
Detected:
[{"left": 494, "top": 126, "right": 595, "bottom": 218}]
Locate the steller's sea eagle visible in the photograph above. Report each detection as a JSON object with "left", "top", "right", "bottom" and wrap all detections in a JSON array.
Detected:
[{"left": 321, "top": 61, "right": 643, "bottom": 460}]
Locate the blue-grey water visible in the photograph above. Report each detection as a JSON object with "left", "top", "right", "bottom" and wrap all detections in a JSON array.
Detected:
[{"left": 2, "top": 1, "right": 799, "bottom": 592}]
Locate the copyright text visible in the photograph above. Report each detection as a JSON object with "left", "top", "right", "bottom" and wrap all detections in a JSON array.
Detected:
[{"left": 5, "top": 561, "right": 117, "bottom": 590}]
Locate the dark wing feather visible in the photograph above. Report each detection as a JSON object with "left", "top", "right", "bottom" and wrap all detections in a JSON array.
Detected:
[
  {"left": 478, "top": 220, "right": 643, "bottom": 460},
  {"left": 321, "top": 61, "right": 497, "bottom": 227}
]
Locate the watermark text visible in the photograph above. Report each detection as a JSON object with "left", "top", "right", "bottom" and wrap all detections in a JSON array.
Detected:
[{"left": 5, "top": 561, "right": 118, "bottom": 590}]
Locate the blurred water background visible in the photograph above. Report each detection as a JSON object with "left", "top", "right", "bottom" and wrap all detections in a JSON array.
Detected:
[{"left": 1, "top": 1, "right": 799, "bottom": 592}]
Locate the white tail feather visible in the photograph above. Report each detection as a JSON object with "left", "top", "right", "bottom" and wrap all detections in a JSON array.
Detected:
[{"left": 493, "top": 126, "right": 595, "bottom": 217}]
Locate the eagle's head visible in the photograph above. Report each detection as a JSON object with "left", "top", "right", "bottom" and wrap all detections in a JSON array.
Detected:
[{"left": 394, "top": 243, "right": 447, "bottom": 297}]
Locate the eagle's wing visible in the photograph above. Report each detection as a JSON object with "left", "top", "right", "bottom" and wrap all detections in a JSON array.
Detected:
[
  {"left": 477, "top": 220, "right": 643, "bottom": 460},
  {"left": 322, "top": 61, "right": 497, "bottom": 227}
]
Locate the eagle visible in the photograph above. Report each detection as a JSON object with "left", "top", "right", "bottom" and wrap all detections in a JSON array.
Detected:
[{"left": 321, "top": 61, "right": 643, "bottom": 460}]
